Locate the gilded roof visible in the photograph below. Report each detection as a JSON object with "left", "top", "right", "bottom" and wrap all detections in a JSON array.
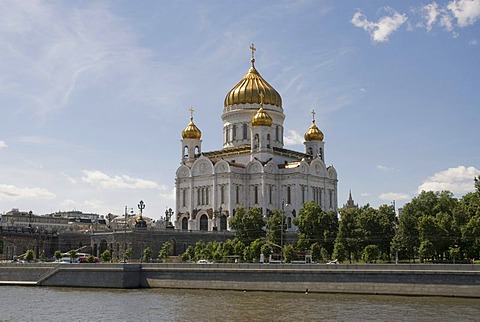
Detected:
[
  {"left": 304, "top": 119, "right": 324, "bottom": 141},
  {"left": 224, "top": 47, "right": 282, "bottom": 109},
  {"left": 182, "top": 109, "right": 202, "bottom": 139}
]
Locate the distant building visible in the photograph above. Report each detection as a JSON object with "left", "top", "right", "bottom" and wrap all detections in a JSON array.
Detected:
[
  {"left": 175, "top": 45, "right": 338, "bottom": 232},
  {"left": 343, "top": 190, "right": 358, "bottom": 209}
]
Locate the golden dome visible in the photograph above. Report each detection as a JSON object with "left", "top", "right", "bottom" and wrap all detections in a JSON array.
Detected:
[
  {"left": 224, "top": 45, "right": 282, "bottom": 109},
  {"left": 304, "top": 110, "right": 324, "bottom": 141},
  {"left": 251, "top": 107, "right": 273, "bottom": 127},
  {"left": 182, "top": 108, "right": 202, "bottom": 139}
]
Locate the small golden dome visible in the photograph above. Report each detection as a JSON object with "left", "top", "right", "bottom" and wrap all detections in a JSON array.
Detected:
[
  {"left": 251, "top": 107, "right": 273, "bottom": 127},
  {"left": 224, "top": 44, "right": 282, "bottom": 109},
  {"left": 182, "top": 108, "right": 202, "bottom": 139},
  {"left": 304, "top": 110, "right": 324, "bottom": 141}
]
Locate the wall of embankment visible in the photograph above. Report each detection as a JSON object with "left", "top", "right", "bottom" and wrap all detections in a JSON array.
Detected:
[{"left": 1, "top": 263, "right": 480, "bottom": 298}]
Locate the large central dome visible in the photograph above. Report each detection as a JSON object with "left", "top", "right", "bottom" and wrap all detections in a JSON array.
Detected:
[{"left": 224, "top": 59, "right": 282, "bottom": 109}]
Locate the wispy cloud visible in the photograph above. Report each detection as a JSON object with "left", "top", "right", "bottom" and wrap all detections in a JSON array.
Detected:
[
  {"left": 351, "top": 7, "right": 407, "bottom": 42},
  {"left": 0, "top": 184, "right": 56, "bottom": 200},
  {"left": 418, "top": 165, "right": 480, "bottom": 195},
  {"left": 284, "top": 130, "right": 304, "bottom": 146},
  {"left": 0, "top": 140, "right": 7, "bottom": 149},
  {"left": 377, "top": 165, "right": 397, "bottom": 173},
  {"left": 379, "top": 192, "right": 410, "bottom": 201},
  {"left": 81, "top": 170, "right": 159, "bottom": 189}
]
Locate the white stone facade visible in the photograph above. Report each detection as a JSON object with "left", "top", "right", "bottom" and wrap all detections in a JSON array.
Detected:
[{"left": 174, "top": 53, "right": 338, "bottom": 232}]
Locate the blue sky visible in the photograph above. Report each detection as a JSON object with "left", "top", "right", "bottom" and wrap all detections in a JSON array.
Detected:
[{"left": 1, "top": 0, "right": 479, "bottom": 219}]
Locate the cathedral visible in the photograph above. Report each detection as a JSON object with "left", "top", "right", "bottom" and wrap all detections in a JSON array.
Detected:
[{"left": 174, "top": 45, "right": 338, "bottom": 232}]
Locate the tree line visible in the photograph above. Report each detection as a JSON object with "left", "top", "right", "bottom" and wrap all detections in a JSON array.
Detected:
[{"left": 178, "top": 176, "right": 480, "bottom": 264}]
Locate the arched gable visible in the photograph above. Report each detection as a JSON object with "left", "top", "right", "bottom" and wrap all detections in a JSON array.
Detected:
[
  {"left": 176, "top": 164, "right": 192, "bottom": 178},
  {"left": 214, "top": 159, "right": 231, "bottom": 174},
  {"left": 191, "top": 156, "right": 214, "bottom": 176},
  {"left": 264, "top": 160, "right": 279, "bottom": 174},
  {"left": 327, "top": 165, "right": 338, "bottom": 180},
  {"left": 310, "top": 159, "right": 327, "bottom": 177},
  {"left": 245, "top": 159, "right": 263, "bottom": 175}
]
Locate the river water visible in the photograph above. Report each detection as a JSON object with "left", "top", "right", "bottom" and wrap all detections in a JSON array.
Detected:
[{"left": 1, "top": 286, "right": 480, "bottom": 321}]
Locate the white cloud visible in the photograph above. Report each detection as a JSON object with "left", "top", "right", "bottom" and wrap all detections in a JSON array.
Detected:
[
  {"left": 423, "top": 2, "right": 441, "bottom": 31},
  {"left": 0, "top": 140, "right": 7, "bottom": 149},
  {"left": 81, "top": 170, "right": 159, "bottom": 189},
  {"left": 360, "top": 192, "right": 371, "bottom": 197},
  {"left": 379, "top": 192, "right": 410, "bottom": 201},
  {"left": 447, "top": 0, "right": 480, "bottom": 27},
  {"left": 0, "top": 184, "right": 56, "bottom": 200},
  {"left": 418, "top": 165, "right": 480, "bottom": 195},
  {"left": 351, "top": 8, "right": 407, "bottom": 42},
  {"left": 469, "top": 38, "right": 479, "bottom": 45},
  {"left": 0, "top": 1, "right": 152, "bottom": 115},
  {"left": 377, "top": 165, "right": 397, "bottom": 173},
  {"left": 284, "top": 130, "right": 304, "bottom": 146}
]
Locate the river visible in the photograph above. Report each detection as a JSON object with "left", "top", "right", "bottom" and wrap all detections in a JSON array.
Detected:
[{"left": 1, "top": 286, "right": 479, "bottom": 321}]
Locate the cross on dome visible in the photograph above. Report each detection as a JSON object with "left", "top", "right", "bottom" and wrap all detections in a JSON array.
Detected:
[
  {"left": 311, "top": 109, "right": 316, "bottom": 123},
  {"left": 250, "top": 43, "right": 256, "bottom": 66}
]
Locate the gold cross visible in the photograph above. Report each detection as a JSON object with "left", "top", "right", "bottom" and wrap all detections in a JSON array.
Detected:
[
  {"left": 250, "top": 43, "right": 256, "bottom": 61},
  {"left": 311, "top": 109, "right": 316, "bottom": 123},
  {"left": 189, "top": 107, "right": 195, "bottom": 120}
]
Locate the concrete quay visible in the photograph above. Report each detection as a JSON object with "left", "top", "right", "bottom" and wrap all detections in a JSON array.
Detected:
[{"left": 1, "top": 263, "right": 480, "bottom": 298}]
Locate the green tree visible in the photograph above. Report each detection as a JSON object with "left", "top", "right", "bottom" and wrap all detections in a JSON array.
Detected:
[
  {"left": 68, "top": 249, "right": 78, "bottom": 262},
  {"left": 266, "top": 209, "right": 285, "bottom": 246},
  {"left": 87, "top": 255, "right": 95, "bottom": 263},
  {"left": 260, "top": 243, "right": 272, "bottom": 262},
  {"left": 157, "top": 241, "right": 173, "bottom": 262},
  {"left": 100, "top": 249, "right": 112, "bottom": 262},
  {"left": 282, "top": 244, "right": 295, "bottom": 263},
  {"left": 229, "top": 207, "right": 265, "bottom": 245},
  {"left": 361, "top": 245, "right": 380, "bottom": 263},
  {"left": 180, "top": 245, "right": 194, "bottom": 262},
  {"left": 54, "top": 250, "right": 62, "bottom": 261},
  {"left": 294, "top": 202, "right": 338, "bottom": 256},
  {"left": 335, "top": 207, "right": 361, "bottom": 263},
  {"left": 24, "top": 249, "right": 34, "bottom": 262},
  {"left": 333, "top": 241, "right": 347, "bottom": 262},
  {"left": 243, "top": 238, "right": 264, "bottom": 263},
  {"left": 39, "top": 251, "right": 46, "bottom": 262},
  {"left": 142, "top": 247, "right": 152, "bottom": 263},
  {"left": 194, "top": 241, "right": 208, "bottom": 261},
  {"left": 418, "top": 240, "right": 435, "bottom": 262},
  {"left": 124, "top": 248, "right": 132, "bottom": 262},
  {"left": 310, "top": 242, "right": 322, "bottom": 262},
  {"left": 462, "top": 215, "right": 480, "bottom": 259}
]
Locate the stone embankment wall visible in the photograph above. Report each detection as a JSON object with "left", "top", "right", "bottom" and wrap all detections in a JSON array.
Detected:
[{"left": 1, "top": 263, "right": 480, "bottom": 298}]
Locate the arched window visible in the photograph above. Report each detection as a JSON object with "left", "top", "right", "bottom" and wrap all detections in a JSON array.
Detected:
[
  {"left": 184, "top": 146, "right": 189, "bottom": 158},
  {"left": 195, "top": 146, "right": 200, "bottom": 158},
  {"left": 220, "top": 215, "right": 227, "bottom": 231},
  {"left": 319, "top": 148, "right": 323, "bottom": 160},
  {"left": 243, "top": 124, "right": 248, "bottom": 140},
  {"left": 225, "top": 126, "right": 230, "bottom": 143},
  {"left": 287, "top": 186, "right": 292, "bottom": 204},
  {"left": 236, "top": 185, "right": 240, "bottom": 204},
  {"left": 267, "top": 134, "right": 271, "bottom": 148},
  {"left": 181, "top": 217, "right": 188, "bottom": 230},
  {"left": 254, "top": 185, "right": 259, "bottom": 204},
  {"left": 200, "top": 214, "right": 208, "bottom": 231},
  {"left": 308, "top": 147, "right": 313, "bottom": 156},
  {"left": 232, "top": 125, "right": 237, "bottom": 141},
  {"left": 275, "top": 126, "right": 279, "bottom": 141},
  {"left": 182, "top": 189, "right": 186, "bottom": 207},
  {"left": 254, "top": 134, "right": 259, "bottom": 150}
]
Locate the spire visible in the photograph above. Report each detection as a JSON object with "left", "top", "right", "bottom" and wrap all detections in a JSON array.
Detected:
[
  {"left": 181, "top": 107, "right": 202, "bottom": 139},
  {"left": 250, "top": 43, "right": 256, "bottom": 67}
]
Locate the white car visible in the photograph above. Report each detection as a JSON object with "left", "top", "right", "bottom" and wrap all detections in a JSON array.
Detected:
[{"left": 196, "top": 259, "right": 211, "bottom": 264}]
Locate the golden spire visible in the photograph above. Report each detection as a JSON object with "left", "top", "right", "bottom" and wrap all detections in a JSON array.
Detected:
[
  {"left": 224, "top": 44, "right": 282, "bottom": 109},
  {"left": 304, "top": 109, "right": 324, "bottom": 141},
  {"left": 251, "top": 92, "right": 273, "bottom": 127},
  {"left": 182, "top": 107, "right": 202, "bottom": 139}
]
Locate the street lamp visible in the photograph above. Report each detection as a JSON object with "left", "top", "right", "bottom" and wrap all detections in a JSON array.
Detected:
[
  {"left": 392, "top": 200, "right": 398, "bottom": 265},
  {"left": 165, "top": 207, "right": 174, "bottom": 229}
]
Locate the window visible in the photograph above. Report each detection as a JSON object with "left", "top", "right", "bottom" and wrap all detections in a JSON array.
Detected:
[
  {"left": 275, "top": 126, "right": 279, "bottom": 141},
  {"left": 232, "top": 125, "right": 237, "bottom": 141},
  {"left": 182, "top": 217, "right": 188, "bottom": 230},
  {"left": 301, "top": 186, "right": 305, "bottom": 204},
  {"left": 319, "top": 148, "right": 323, "bottom": 160},
  {"left": 184, "top": 146, "right": 189, "bottom": 158},
  {"left": 254, "top": 185, "right": 259, "bottom": 204},
  {"left": 220, "top": 185, "right": 225, "bottom": 204},
  {"left": 329, "top": 190, "right": 333, "bottom": 209},
  {"left": 287, "top": 186, "right": 291, "bottom": 204},
  {"left": 200, "top": 215, "right": 208, "bottom": 231},
  {"left": 236, "top": 185, "right": 240, "bottom": 204},
  {"left": 197, "top": 188, "right": 201, "bottom": 206},
  {"left": 254, "top": 134, "right": 259, "bottom": 150},
  {"left": 182, "top": 189, "right": 186, "bottom": 207},
  {"left": 195, "top": 146, "right": 200, "bottom": 158},
  {"left": 267, "top": 134, "right": 271, "bottom": 148},
  {"left": 243, "top": 124, "right": 248, "bottom": 140},
  {"left": 308, "top": 147, "right": 313, "bottom": 156},
  {"left": 226, "top": 127, "right": 230, "bottom": 142},
  {"left": 269, "top": 185, "right": 273, "bottom": 205},
  {"left": 220, "top": 216, "right": 227, "bottom": 231}
]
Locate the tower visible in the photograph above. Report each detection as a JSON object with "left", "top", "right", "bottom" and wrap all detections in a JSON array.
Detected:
[
  {"left": 180, "top": 107, "right": 202, "bottom": 166},
  {"left": 304, "top": 109, "right": 325, "bottom": 161}
]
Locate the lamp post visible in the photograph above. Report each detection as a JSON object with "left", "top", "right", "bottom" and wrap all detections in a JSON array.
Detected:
[
  {"left": 165, "top": 207, "right": 174, "bottom": 229},
  {"left": 392, "top": 200, "right": 398, "bottom": 265}
]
